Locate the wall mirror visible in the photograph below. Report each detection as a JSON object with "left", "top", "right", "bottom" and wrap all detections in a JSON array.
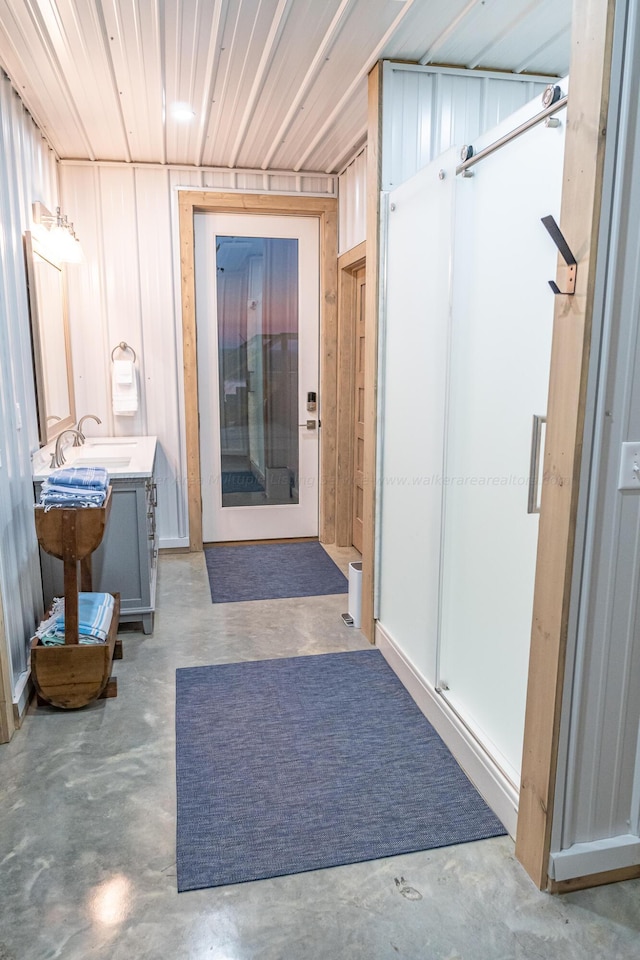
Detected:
[{"left": 24, "top": 230, "right": 76, "bottom": 446}]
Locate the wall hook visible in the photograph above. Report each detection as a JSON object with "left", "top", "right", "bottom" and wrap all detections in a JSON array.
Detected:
[{"left": 541, "top": 215, "right": 577, "bottom": 295}]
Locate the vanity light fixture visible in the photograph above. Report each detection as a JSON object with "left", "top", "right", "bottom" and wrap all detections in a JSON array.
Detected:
[{"left": 32, "top": 201, "right": 84, "bottom": 263}]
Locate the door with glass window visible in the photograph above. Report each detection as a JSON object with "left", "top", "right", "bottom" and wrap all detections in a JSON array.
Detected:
[{"left": 195, "top": 213, "right": 320, "bottom": 542}]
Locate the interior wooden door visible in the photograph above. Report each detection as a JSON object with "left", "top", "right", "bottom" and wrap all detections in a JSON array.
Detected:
[{"left": 352, "top": 266, "right": 366, "bottom": 551}]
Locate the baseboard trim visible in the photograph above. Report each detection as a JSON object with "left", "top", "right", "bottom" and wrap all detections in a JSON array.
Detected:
[
  {"left": 549, "top": 835, "right": 640, "bottom": 883},
  {"left": 375, "top": 622, "right": 519, "bottom": 838},
  {"left": 12, "top": 669, "right": 32, "bottom": 726},
  {"left": 159, "top": 537, "right": 190, "bottom": 550},
  {"left": 549, "top": 863, "right": 640, "bottom": 894}
]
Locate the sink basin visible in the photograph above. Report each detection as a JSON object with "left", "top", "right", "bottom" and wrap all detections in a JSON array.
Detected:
[{"left": 75, "top": 442, "right": 138, "bottom": 467}]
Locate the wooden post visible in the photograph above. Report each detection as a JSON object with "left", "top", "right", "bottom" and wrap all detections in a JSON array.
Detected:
[
  {"left": 62, "top": 510, "right": 80, "bottom": 644},
  {"left": 515, "top": 0, "right": 617, "bottom": 889},
  {"left": 361, "top": 62, "right": 383, "bottom": 642},
  {"left": 0, "top": 591, "right": 14, "bottom": 742}
]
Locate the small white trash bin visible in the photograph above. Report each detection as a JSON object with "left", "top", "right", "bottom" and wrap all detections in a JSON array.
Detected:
[{"left": 348, "top": 561, "right": 363, "bottom": 629}]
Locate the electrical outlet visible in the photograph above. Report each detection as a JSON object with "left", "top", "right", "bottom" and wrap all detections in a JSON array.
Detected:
[{"left": 618, "top": 442, "right": 640, "bottom": 491}]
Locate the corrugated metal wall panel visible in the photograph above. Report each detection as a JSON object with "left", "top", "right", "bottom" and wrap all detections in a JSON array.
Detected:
[
  {"left": 205, "top": 0, "right": 285, "bottom": 168},
  {"left": 0, "top": 76, "right": 58, "bottom": 696},
  {"left": 60, "top": 163, "right": 190, "bottom": 547},
  {"left": 476, "top": 2, "right": 571, "bottom": 75},
  {"left": 235, "top": 172, "right": 269, "bottom": 191},
  {"left": 61, "top": 163, "right": 112, "bottom": 445},
  {"left": 232, "top": 0, "right": 339, "bottom": 169},
  {"left": 338, "top": 147, "right": 366, "bottom": 255},
  {"left": 35, "top": 0, "right": 130, "bottom": 162},
  {"left": 268, "top": 174, "right": 300, "bottom": 192},
  {"left": 425, "top": 0, "right": 564, "bottom": 70},
  {"left": 60, "top": 161, "right": 336, "bottom": 548},
  {"left": 202, "top": 170, "right": 235, "bottom": 190},
  {"left": 0, "top": 0, "right": 571, "bottom": 171},
  {"left": 101, "top": 0, "right": 163, "bottom": 163},
  {"left": 300, "top": 175, "right": 336, "bottom": 194},
  {"left": 135, "top": 167, "right": 186, "bottom": 546},
  {"left": 0, "top": 0, "right": 90, "bottom": 157},
  {"left": 381, "top": 62, "right": 550, "bottom": 190}
]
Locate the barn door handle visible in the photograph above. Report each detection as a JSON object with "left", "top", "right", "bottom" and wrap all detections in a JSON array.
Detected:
[{"left": 528, "top": 415, "right": 546, "bottom": 514}]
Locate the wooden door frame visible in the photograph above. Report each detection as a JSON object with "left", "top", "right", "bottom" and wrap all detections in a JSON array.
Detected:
[
  {"left": 178, "top": 191, "right": 338, "bottom": 551},
  {"left": 335, "top": 241, "right": 366, "bottom": 548},
  {"left": 360, "top": 63, "right": 383, "bottom": 643}
]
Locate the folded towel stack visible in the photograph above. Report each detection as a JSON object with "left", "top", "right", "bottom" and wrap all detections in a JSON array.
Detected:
[
  {"left": 39, "top": 466, "right": 109, "bottom": 512},
  {"left": 36, "top": 592, "right": 115, "bottom": 645}
]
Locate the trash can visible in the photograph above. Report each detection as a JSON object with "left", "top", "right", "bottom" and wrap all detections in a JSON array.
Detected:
[{"left": 348, "top": 561, "right": 363, "bottom": 629}]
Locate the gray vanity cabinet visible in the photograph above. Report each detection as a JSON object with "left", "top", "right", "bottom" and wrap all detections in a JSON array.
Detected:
[{"left": 37, "top": 473, "right": 158, "bottom": 635}]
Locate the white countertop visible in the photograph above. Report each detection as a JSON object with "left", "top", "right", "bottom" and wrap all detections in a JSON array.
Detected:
[{"left": 33, "top": 435, "right": 157, "bottom": 481}]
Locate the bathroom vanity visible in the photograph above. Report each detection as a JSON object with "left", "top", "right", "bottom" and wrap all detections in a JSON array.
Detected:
[{"left": 33, "top": 436, "right": 158, "bottom": 634}]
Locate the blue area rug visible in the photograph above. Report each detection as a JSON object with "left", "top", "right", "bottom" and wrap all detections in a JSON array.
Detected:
[
  {"left": 204, "top": 540, "right": 348, "bottom": 602},
  {"left": 175, "top": 649, "right": 507, "bottom": 892},
  {"left": 221, "top": 470, "right": 265, "bottom": 494}
]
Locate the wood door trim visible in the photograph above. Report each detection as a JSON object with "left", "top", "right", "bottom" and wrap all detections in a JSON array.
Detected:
[
  {"left": 361, "top": 62, "right": 383, "bottom": 642},
  {"left": 179, "top": 192, "right": 338, "bottom": 552},
  {"left": 338, "top": 240, "right": 366, "bottom": 271},
  {"left": 336, "top": 242, "right": 366, "bottom": 547},
  {"left": 515, "top": 0, "right": 616, "bottom": 889},
  {"left": 0, "top": 589, "right": 14, "bottom": 743},
  {"left": 548, "top": 864, "right": 640, "bottom": 894}
]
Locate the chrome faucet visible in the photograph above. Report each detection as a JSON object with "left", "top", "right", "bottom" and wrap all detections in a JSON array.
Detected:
[
  {"left": 76, "top": 414, "right": 102, "bottom": 443},
  {"left": 51, "top": 429, "right": 83, "bottom": 468}
]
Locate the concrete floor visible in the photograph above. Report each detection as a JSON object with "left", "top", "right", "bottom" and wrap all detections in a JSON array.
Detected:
[{"left": 1, "top": 548, "right": 640, "bottom": 960}]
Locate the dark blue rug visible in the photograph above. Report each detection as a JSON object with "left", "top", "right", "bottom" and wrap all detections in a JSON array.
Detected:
[
  {"left": 175, "top": 649, "right": 506, "bottom": 891},
  {"left": 221, "top": 470, "right": 265, "bottom": 494},
  {"left": 204, "top": 540, "right": 348, "bottom": 602}
]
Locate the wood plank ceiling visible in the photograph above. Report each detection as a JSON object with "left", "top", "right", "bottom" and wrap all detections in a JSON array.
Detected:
[{"left": 0, "top": 0, "right": 571, "bottom": 174}]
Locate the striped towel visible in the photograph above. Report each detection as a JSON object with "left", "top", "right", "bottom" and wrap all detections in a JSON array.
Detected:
[
  {"left": 48, "top": 466, "right": 109, "bottom": 490},
  {"left": 36, "top": 592, "right": 115, "bottom": 645},
  {"left": 40, "top": 470, "right": 108, "bottom": 511}
]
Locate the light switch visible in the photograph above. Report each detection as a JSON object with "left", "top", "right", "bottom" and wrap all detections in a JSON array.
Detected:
[{"left": 618, "top": 441, "right": 640, "bottom": 491}]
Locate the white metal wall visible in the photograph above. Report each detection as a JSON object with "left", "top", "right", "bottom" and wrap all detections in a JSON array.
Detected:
[
  {"left": 338, "top": 147, "right": 367, "bottom": 255},
  {"left": 60, "top": 162, "right": 336, "bottom": 548},
  {"left": 381, "top": 61, "right": 552, "bottom": 191},
  {"left": 0, "top": 74, "right": 58, "bottom": 699}
]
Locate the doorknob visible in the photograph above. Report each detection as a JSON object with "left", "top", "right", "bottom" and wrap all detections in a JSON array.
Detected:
[{"left": 298, "top": 420, "right": 317, "bottom": 430}]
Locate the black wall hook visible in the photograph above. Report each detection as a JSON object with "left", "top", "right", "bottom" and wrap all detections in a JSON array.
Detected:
[{"left": 541, "top": 215, "right": 577, "bottom": 295}]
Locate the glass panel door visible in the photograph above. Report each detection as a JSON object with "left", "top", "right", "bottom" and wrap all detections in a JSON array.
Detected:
[{"left": 195, "top": 214, "right": 319, "bottom": 542}]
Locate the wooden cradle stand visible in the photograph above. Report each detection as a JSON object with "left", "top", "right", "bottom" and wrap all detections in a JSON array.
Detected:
[{"left": 31, "top": 486, "right": 122, "bottom": 709}]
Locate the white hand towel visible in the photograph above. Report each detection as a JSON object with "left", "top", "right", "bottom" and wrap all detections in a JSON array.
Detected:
[
  {"left": 114, "top": 360, "right": 133, "bottom": 384},
  {"left": 112, "top": 362, "right": 138, "bottom": 416}
]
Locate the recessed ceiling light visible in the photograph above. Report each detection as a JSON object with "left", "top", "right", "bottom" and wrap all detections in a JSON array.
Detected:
[{"left": 171, "top": 102, "right": 196, "bottom": 122}]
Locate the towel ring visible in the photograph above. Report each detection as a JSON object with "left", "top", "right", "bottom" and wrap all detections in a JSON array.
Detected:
[{"left": 111, "top": 341, "right": 137, "bottom": 363}]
